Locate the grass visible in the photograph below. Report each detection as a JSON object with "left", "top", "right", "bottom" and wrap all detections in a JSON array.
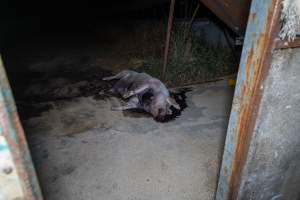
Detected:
[{"left": 138, "top": 23, "right": 237, "bottom": 87}]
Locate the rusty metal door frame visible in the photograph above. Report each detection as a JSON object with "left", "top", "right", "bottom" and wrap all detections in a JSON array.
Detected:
[
  {"left": 0, "top": 55, "right": 43, "bottom": 200},
  {"left": 215, "top": 0, "right": 286, "bottom": 199}
]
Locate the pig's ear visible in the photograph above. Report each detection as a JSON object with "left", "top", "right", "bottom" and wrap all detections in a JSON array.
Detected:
[{"left": 167, "top": 97, "right": 180, "bottom": 110}]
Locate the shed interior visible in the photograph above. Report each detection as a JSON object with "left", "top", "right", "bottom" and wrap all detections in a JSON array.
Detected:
[{"left": 1, "top": 1, "right": 246, "bottom": 199}]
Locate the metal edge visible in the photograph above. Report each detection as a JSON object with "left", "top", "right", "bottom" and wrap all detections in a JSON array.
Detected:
[{"left": 0, "top": 55, "right": 43, "bottom": 200}]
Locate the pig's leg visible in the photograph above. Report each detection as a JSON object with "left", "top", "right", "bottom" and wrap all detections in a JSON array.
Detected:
[
  {"left": 102, "top": 70, "right": 131, "bottom": 81},
  {"left": 111, "top": 96, "right": 139, "bottom": 111},
  {"left": 111, "top": 78, "right": 132, "bottom": 95},
  {"left": 123, "top": 84, "right": 149, "bottom": 99},
  {"left": 111, "top": 105, "right": 136, "bottom": 111}
]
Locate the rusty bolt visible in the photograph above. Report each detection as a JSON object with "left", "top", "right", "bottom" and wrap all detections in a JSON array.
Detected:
[{"left": 2, "top": 166, "right": 13, "bottom": 174}]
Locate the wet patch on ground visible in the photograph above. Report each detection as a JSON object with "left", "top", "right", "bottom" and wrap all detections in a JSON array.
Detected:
[
  {"left": 13, "top": 63, "right": 115, "bottom": 122},
  {"left": 15, "top": 68, "right": 113, "bottom": 102},
  {"left": 23, "top": 97, "right": 105, "bottom": 136}
]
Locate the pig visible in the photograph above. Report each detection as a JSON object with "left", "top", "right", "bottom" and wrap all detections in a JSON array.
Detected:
[{"left": 103, "top": 70, "right": 180, "bottom": 121}]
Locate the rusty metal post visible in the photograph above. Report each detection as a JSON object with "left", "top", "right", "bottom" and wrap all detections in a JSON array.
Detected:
[
  {"left": 216, "top": 0, "right": 283, "bottom": 199},
  {"left": 0, "top": 55, "right": 43, "bottom": 200},
  {"left": 162, "top": 0, "right": 175, "bottom": 81}
]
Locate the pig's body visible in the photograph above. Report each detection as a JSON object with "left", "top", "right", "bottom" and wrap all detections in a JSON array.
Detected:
[{"left": 103, "top": 70, "right": 179, "bottom": 121}]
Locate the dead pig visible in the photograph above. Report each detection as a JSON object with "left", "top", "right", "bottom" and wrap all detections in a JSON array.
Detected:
[{"left": 103, "top": 70, "right": 180, "bottom": 121}]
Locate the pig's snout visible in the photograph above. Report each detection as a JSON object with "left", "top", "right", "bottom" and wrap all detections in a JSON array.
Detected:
[
  {"left": 155, "top": 116, "right": 166, "bottom": 122},
  {"left": 152, "top": 108, "right": 167, "bottom": 121}
]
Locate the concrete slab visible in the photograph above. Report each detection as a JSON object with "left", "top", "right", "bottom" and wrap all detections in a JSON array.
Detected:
[{"left": 25, "top": 80, "right": 234, "bottom": 200}]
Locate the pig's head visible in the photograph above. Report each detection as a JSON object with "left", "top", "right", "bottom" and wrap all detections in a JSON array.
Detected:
[{"left": 149, "top": 93, "right": 180, "bottom": 121}]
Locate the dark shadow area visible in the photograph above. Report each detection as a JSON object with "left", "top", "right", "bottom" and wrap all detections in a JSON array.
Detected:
[
  {"left": 0, "top": 1, "right": 241, "bottom": 199},
  {"left": 1, "top": 0, "right": 241, "bottom": 123}
]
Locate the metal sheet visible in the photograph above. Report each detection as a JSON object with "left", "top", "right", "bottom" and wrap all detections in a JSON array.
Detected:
[
  {"left": 0, "top": 55, "right": 43, "bottom": 200},
  {"left": 216, "top": 0, "right": 282, "bottom": 199},
  {"left": 200, "top": 0, "right": 252, "bottom": 35}
]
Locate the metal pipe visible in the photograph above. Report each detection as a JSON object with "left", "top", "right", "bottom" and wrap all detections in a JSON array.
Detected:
[{"left": 162, "top": 0, "right": 175, "bottom": 81}]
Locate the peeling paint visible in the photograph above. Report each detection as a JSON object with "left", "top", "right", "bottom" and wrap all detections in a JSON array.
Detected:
[
  {"left": 0, "top": 144, "right": 8, "bottom": 152},
  {"left": 0, "top": 55, "right": 43, "bottom": 200}
]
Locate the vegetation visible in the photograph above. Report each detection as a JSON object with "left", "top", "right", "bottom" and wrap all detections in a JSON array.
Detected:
[{"left": 138, "top": 23, "right": 237, "bottom": 87}]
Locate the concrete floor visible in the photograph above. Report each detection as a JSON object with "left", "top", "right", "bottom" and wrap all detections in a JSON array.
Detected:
[
  {"left": 2, "top": 19, "right": 236, "bottom": 199},
  {"left": 26, "top": 80, "right": 234, "bottom": 200}
]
